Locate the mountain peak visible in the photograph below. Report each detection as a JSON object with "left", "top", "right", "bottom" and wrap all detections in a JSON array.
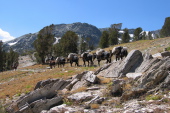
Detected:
[{"left": 3, "top": 23, "right": 102, "bottom": 54}]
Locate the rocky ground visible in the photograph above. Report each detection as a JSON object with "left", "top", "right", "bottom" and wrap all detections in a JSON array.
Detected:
[
  {"left": 5, "top": 49, "right": 170, "bottom": 113},
  {"left": 18, "top": 55, "right": 36, "bottom": 69}
]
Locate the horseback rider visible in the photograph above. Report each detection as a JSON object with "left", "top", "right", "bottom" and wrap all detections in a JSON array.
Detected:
[{"left": 50, "top": 56, "right": 55, "bottom": 61}]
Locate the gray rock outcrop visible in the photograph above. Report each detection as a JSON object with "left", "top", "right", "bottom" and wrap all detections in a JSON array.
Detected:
[
  {"left": 97, "top": 50, "right": 143, "bottom": 77},
  {"left": 6, "top": 79, "right": 70, "bottom": 113},
  {"left": 6, "top": 70, "right": 100, "bottom": 113},
  {"left": 161, "top": 51, "right": 170, "bottom": 57},
  {"left": 136, "top": 56, "right": 170, "bottom": 89}
]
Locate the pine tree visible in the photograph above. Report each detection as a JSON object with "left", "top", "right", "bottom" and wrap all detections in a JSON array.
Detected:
[
  {"left": 59, "top": 31, "right": 79, "bottom": 56},
  {"left": 79, "top": 38, "right": 87, "bottom": 54},
  {"left": 84, "top": 37, "right": 91, "bottom": 50},
  {"left": 0, "top": 41, "right": 4, "bottom": 71},
  {"left": 2, "top": 50, "right": 7, "bottom": 71},
  {"left": 99, "top": 31, "right": 109, "bottom": 48},
  {"left": 148, "top": 32, "right": 153, "bottom": 40},
  {"left": 34, "top": 24, "right": 55, "bottom": 64},
  {"left": 160, "top": 17, "right": 170, "bottom": 37},
  {"left": 134, "top": 27, "right": 142, "bottom": 41},
  {"left": 108, "top": 28, "right": 119, "bottom": 45},
  {"left": 6, "top": 48, "right": 19, "bottom": 70},
  {"left": 121, "top": 28, "right": 130, "bottom": 43},
  {"left": 0, "top": 41, "right": 19, "bottom": 71},
  {"left": 141, "top": 31, "right": 146, "bottom": 40},
  {"left": 53, "top": 43, "right": 62, "bottom": 57}
]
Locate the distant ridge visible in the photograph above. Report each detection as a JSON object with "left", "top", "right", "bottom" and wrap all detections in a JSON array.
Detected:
[
  {"left": 3, "top": 22, "right": 102, "bottom": 53},
  {"left": 3, "top": 22, "right": 160, "bottom": 54}
]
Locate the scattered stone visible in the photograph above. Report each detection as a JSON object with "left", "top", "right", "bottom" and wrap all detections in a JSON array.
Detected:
[
  {"left": 111, "top": 79, "right": 125, "bottom": 97},
  {"left": 86, "top": 95, "right": 100, "bottom": 104},
  {"left": 161, "top": 51, "right": 170, "bottom": 57},
  {"left": 152, "top": 53, "right": 162, "bottom": 58},
  {"left": 67, "top": 92, "right": 93, "bottom": 102},
  {"left": 126, "top": 73, "right": 142, "bottom": 80},
  {"left": 84, "top": 71, "right": 98, "bottom": 83},
  {"left": 87, "top": 87, "right": 100, "bottom": 90}
]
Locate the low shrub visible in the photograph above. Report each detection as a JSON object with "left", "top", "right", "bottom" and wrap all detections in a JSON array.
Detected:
[
  {"left": 145, "top": 94, "right": 162, "bottom": 101},
  {"left": 165, "top": 46, "right": 170, "bottom": 51},
  {"left": 63, "top": 98, "right": 73, "bottom": 106}
]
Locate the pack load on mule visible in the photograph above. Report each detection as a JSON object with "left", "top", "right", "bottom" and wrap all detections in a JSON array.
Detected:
[
  {"left": 112, "top": 46, "right": 128, "bottom": 61},
  {"left": 81, "top": 52, "right": 93, "bottom": 67},
  {"left": 55, "top": 57, "right": 66, "bottom": 68},
  {"left": 67, "top": 53, "right": 79, "bottom": 67},
  {"left": 95, "top": 48, "right": 112, "bottom": 66}
]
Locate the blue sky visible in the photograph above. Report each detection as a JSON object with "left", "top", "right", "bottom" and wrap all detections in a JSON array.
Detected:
[{"left": 0, "top": 0, "right": 170, "bottom": 42}]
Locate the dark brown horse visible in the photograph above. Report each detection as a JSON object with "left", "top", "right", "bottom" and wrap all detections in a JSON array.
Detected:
[
  {"left": 12, "top": 61, "right": 19, "bottom": 71},
  {"left": 49, "top": 60, "right": 55, "bottom": 69},
  {"left": 45, "top": 56, "right": 56, "bottom": 69}
]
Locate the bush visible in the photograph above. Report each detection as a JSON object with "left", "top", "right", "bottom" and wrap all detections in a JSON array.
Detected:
[
  {"left": 166, "top": 46, "right": 170, "bottom": 51},
  {"left": 0, "top": 104, "right": 7, "bottom": 113},
  {"left": 145, "top": 95, "right": 162, "bottom": 101}
]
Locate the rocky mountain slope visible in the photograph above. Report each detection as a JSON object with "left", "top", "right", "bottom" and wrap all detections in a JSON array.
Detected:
[
  {"left": 3, "top": 22, "right": 102, "bottom": 54},
  {"left": 4, "top": 37, "right": 170, "bottom": 112},
  {"left": 3, "top": 33, "right": 38, "bottom": 53}
]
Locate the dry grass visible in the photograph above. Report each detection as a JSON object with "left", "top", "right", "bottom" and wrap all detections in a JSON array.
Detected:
[
  {"left": 93, "top": 37, "right": 170, "bottom": 55},
  {"left": 97, "top": 76, "right": 112, "bottom": 84},
  {"left": 0, "top": 62, "right": 98, "bottom": 99},
  {"left": 90, "top": 104, "right": 100, "bottom": 109},
  {"left": 123, "top": 83, "right": 132, "bottom": 91},
  {"left": 102, "top": 98, "right": 123, "bottom": 108},
  {"left": 71, "top": 86, "right": 87, "bottom": 94},
  {"left": 121, "top": 77, "right": 130, "bottom": 81}
]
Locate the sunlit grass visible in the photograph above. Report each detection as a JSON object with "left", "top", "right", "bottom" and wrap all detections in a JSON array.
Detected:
[{"left": 0, "top": 63, "right": 98, "bottom": 99}]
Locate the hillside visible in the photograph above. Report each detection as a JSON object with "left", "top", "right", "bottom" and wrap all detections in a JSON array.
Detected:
[
  {"left": 3, "top": 22, "right": 102, "bottom": 53},
  {"left": 1, "top": 37, "right": 170, "bottom": 112},
  {"left": 3, "top": 33, "right": 38, "bottom": 53}
]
